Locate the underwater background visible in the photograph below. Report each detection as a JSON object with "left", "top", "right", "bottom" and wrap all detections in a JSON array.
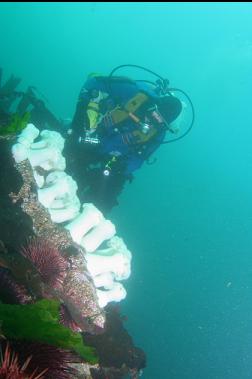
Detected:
[{"left": 1, "top": 2, "right": 252, "bottom": 378}]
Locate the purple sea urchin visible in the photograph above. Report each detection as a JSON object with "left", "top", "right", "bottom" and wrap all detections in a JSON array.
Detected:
[
  {"left": 0, "top": 341, "right": 78, "bottom": 379},
  {"left": 0, "top": 343, "right": 47, "bottom": 379},
  {"left": 21, "top": 239, "right": 68, "bottom": 289}
]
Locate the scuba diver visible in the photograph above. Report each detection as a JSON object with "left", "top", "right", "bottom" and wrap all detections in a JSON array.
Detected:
[
  {"left": 64, "top": 65, "right": 194, "bottom": 214},
  {"left": 0, "top": 66, "right": 194, "bottom": 214}
]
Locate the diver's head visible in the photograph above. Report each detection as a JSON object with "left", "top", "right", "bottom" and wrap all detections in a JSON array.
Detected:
[{"left": 156, "top": 95, "right": 182, "bottom": 125}]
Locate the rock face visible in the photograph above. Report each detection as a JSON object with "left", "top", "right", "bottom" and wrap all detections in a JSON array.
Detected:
[
  {"left": 0, "top": 138, "right": 146, "bottom": 378},
  {"left": 0, "top": 138, "right": 105, "bottom": 333},
  {"left": 11, "top": 126, "right": 131, "bottom": 311}
]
